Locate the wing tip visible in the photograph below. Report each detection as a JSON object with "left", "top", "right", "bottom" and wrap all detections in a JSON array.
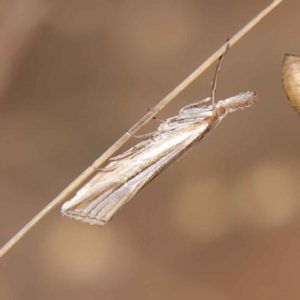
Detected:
[{"left": 61, "top": 208, "right": 108, "bottom": 227}]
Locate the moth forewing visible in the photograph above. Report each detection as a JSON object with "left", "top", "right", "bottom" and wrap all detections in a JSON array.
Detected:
[{"left": 61, "top": 119, "right": 212, "bottom": 226}]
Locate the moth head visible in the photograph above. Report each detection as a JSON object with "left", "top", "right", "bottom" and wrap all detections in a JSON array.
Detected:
[{"left": 216, "top": 91, "right": 257, "bottom": 114}]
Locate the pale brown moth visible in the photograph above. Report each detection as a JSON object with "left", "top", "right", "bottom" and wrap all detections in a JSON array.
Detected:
[
  {"left": 61, "top": 44, "right": 258, "bottom": 226},
  {"left": 282, "top": 53, "right": 300, "bottom": 115}
]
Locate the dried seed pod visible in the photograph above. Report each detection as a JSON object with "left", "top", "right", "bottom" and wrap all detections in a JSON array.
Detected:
[{"left": 282, "top": 54, "right": 300, "bottom": 115}]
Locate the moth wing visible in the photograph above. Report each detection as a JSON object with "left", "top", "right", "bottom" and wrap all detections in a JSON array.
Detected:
[
  {"left": 61, "top": 137, "right": 196, "bottom": 226},
  {"left": 62, "top": 120, "right": 211, "bottom": 226},
  {"left": 61, "top": 155, "right": 165, "bottom": 226}
]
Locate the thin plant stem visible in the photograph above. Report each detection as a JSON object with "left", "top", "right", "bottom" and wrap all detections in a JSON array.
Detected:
[{"left": 0, "top": 0, "right": 283, "bottom": 258}]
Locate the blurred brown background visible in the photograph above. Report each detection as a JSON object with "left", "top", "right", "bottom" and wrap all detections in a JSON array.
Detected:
[{"left": 1, "top": 0, "right": 300, "bottom": 299}]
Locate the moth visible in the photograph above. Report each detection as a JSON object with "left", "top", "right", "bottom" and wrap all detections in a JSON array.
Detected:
[{"left": 61, "top": 46, "right": 258, "bottom": 226}]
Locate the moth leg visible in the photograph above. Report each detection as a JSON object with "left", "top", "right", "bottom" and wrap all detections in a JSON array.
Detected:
[
  {"left": 133, "top": 131, "right": 160, "bottom": 139},
  {"left": 109, "top": 140, "right": 151, "bottom": 161},
  {"left": 99, "top": 165, "right": 119, "bottom": 172},
  {"left": 90, "top": 163, "right": 117, "bottom": 172},
  {"left": 91, "top": 164, "right": 102, "bottom": 171},
  {"left": 135, "top": 122, "right": 190, "bottom": 140},
  {"left": 211, "top": 41, "right": 230, "bottom": 106},
  {"left": 152, "top": 116, "right": 165, "bottom": 123},
  {"left": 124, "top": 130, "right": 149, "bottom": 139},
  {"left": 124, "top": 127, "right": 163, "bottom": 139},
  {"left": 157, "top": 117, "right": 204, "bottom": 134},
  {"left": 163, "top": 113, "right": 206, "bottom": 126},
  {"left": 179, "top": 97, "right": 211, "bottom": 115}
]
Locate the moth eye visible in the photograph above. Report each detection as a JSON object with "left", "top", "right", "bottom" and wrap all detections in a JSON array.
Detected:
[{"left": 216, "top": 106, "right": 226, "bottom": 116}]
